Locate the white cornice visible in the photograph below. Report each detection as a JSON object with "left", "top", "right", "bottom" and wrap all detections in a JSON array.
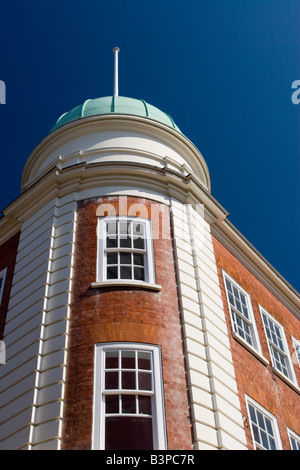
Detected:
[{"left": 21, "top": 114, "right": 211, "bottom": 194}]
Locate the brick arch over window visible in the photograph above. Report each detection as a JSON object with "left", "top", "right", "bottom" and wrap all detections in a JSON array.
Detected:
[{"left": 61, "top": 196, "right": 193, "bottom": 450}]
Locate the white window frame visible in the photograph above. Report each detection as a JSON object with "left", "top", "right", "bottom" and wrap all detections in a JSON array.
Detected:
[
  {"left": 260, "top": 306, "right": 297, "bottom": 386},
  {"left": 245, "top": 395, "right": 282, "bottom": 450},
  {"left": 92, "top": 342, "right": 167, "bottom": 450},
  {"left": 292, "top": 336, "right": 300, "bottom": 367},
  {"left": 222, "top": 271, "right": 262, "bottom": 354},
  {"left": 0, "top": 268, "right": 7, "bottom": 307},
  {"left": 95, "top": 216, "right": 160, "bottom": 290},
  {"left": 287, "top": 428, "right": 300, "bottom": 450}
]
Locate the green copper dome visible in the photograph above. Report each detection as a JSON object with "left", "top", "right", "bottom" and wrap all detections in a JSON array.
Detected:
[{"left": 51, "top": 96, "right": 181, "bottom": 133}]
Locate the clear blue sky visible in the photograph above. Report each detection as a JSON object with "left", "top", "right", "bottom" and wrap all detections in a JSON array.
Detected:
[{"left": 0, "top": 0, "right": 299, "bottom": 292}]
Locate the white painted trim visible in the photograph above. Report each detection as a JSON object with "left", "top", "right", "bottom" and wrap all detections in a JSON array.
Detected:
[
  {"left": 292, "top": 336, "right": 300, "bottom": 367},
  {"left": 92, "top": 342, "right": 167, "bottom": 450},
  {"left": 97, "top": 216, "right": 156, "bottom": 286},
  {"left": 287, "top": 427, "right": 300, "bottom": 450},
  {"left": 222, "top": 270, "right": 263, "bottom": 356},
  {"left": 171, "top": 200, "right": 247, "bottom": 449},
  {"left": 91, "top": 281, "right": 161, "bottom": 291},
  {"left": 259, "top": 305, "right": 298, "bottom": 388}
]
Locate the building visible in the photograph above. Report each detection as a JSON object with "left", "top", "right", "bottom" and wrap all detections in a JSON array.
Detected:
[{"left": 0, "top": 56, "right": 299, "bottom": 449}]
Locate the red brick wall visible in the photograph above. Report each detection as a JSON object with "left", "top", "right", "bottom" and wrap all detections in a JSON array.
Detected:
[
  {"left": 212, "top": 235, "right": 300, "bottom": 450},
  {"left": 61, "top": 196, "right": 193, "bottom": 450},
  {"left": 0, "top": 232, "right": 20, "bottom": 339}
]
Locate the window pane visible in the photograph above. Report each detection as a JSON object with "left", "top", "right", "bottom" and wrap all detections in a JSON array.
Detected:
[
  {"left": 133, "top": 223, "right": 145, "bottom": 237},
  {"left": 228, "top": 293, "right": 234, "bottom": 306},
  {"left": 242, "top": 305, "right": 249, "bottom": 317},
  {"left": 278, "top": 338, "right": 284, "bottom": 352},
  {"left": 120, "top": 237, "right": 131, "bottom": 248},
  {"left": 261, "top": 430, "right": 269, "bottom": 449},
  {"left": 106, "top": 351, "right": 119, "bottom": 369},
  {"left": 134, "top": 253, "right": 144, "bottom": 266},
  {"left": 122, "top": 394, "right": 136, "bottom": 414},
  {"left": 107, "top": 236, "right": 118, "bottom": 248},
  {"left": 269, "top": 437, "right": 277, "bottom": 450},
  {"left": 120, "top": 266, "right": 132, "bottom": 279},
  {"left": 107, "top": 252, "right": 118, "bottom": 265},
  {"left": 133, "top": 238, "right": 144, "bottom": 250},
  {"left": 120, "top": 222, "right": 130, "bottom": 234},
  {"left": 233, "top": 286, "right": 239, "bottom": 298},
  {"left": 122, "top": 371, "right": 136, "bottom": 389},
  {"left": 249, "top": 405, "right": 257, "bottom": 424},
  {"left": 105, "top": 371, "right": 119, "bottom": 389},
  {"left": 138, "top": 352, "right": 151, "bottom": 370},
  {"left": 121, "top": 351, "right": 135, "bottom": 369},
  {"left": 252, "top": 424, "right": 260, "bottom": 445},
  {"left": 236, "top": 315, "right": 243, "bottom": 329},
  {"left": 138, "top": 372, "right": 152, "bottom": 391},
  {"left": 105, "top": 416, "right": 153, "bottom": 450},
  {"left": 107, "top": 222, "right": 117, "bottom": 234},
  {"left": 265, "top": 418, "right": 274, "bottom": 436},
  {"left": 120, "top": 252, "right": 132, "bottom": 265},
  {"left": 106, "top": 395, "right": 119, "bottom": 414},
  {"left": 134, "top": 267, "right": 145, "bottom": 281},
  {"left": 257, "top": 411, "right": 265, "bottom": 430},
  {"left": 138, "top": 396, "right": 152, "bottom": 415},
  {"left": 107, "top": 266, "right": 118, "bottom": 279},
  {"left": 240, "top": 293, "right": 246, "bottom": 305}
]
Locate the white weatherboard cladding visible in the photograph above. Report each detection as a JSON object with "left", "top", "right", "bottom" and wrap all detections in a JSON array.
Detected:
[
  {"left": 0, "top": 197, "right": 76, "bottom": 450},
  {"left": 170, "top": 198, "right": 247, "bottom": 450}
]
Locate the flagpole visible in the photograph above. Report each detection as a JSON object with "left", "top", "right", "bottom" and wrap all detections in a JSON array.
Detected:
[{"left": 113, "top": 47, "right": 120, "bottom": 96}]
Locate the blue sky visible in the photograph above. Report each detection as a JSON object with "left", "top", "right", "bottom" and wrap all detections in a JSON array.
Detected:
[{"left": 0, "top": 0, "right": 299, "bottom": 292}]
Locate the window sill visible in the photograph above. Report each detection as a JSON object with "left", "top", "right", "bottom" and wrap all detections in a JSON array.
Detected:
[
  {"left": 272, "top": 368, "right": 300, "bottom": 394},
  {"left": 232, "top": 332, "right": 269, "bottom": 366},
  {"left": 91, "top": 280, "right": 162, "bottom": 291}
]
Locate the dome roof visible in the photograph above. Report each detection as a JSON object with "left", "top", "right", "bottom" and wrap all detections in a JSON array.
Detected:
[{"left": 51, "top": 96, "right": 181, "bottom": 133}]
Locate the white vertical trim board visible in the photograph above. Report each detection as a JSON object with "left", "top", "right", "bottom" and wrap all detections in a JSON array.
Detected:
[
  {"left": 0, "top": 199, "right": 56, "bottom": 450},
  {"left": 0, "top": 196, "right": 77, "bottom": 450},
  {"left": 170, "top": 198, "right": 247, "bottom": 450},
  {"left": 28, "top": 196, "right": 77, "bottom": 450}
]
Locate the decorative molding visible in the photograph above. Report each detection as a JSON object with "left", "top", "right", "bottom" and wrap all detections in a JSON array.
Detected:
[
  {"left": 21, "top": 114, "right": 211, "bottom": 193},
  {"left": 91, "top": 281, "right": 162, "bottom": 291}
]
